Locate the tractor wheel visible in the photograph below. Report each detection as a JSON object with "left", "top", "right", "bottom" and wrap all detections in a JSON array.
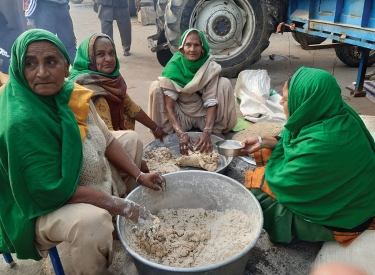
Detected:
[
  {"left": 335, "top": 46, "right": 375, "bottom": 67},
  {"left": 292, "top": 32, "right": 327, "bottom": 45},
  {"left": 156, "top": 0, "right": 169, "bottom": 28},
  {"left": 163, "top": 0, "right": 273, "bottom": 78},
  {"left": 129, "top": 0, "right": 137, "bottom": 16}
]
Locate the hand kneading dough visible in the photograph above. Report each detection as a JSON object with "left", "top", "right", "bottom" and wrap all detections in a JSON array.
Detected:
[{"left": 176, "top": 150, "right": 220, "bottom": 172}]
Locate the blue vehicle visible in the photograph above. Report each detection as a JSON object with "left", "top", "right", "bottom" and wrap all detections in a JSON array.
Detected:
[
  {"left": 151, "top": 0, "right": 375, "bottom": 90},
  {"left": 286, "top": 0, "right": 375, "bottom": 96}
]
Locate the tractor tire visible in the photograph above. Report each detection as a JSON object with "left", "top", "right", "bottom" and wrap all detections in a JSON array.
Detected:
[
  {"left": 163, "top": 0, "right": 273, "bottom": 78},
  {"left": 129, "top": 0, "right": 136, "bottom": 16},
  {"left": 70, "top": 0, "right": 84, "bottom": 4},
  {"left": 156, "top": 0, "right": 169, "bottom": 27},
  {"left": 292, "top": 32, "right": 327, "bottom": 45},
  {"left": 335, "top": 46, "right": 375, "bottom": 67}
]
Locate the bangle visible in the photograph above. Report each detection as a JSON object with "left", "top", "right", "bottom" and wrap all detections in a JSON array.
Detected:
[
  {"left": 153, "top": 126, "right": 159, "bottom": 134},
  {"left": 258, "top": 136, "right": 263, "bottom": 148},
  {"left": 203, "top": 127, "right": 212, "bottom": 134},
  {"left": 135, "top": 171, "right": 144, "bottom": 182}
]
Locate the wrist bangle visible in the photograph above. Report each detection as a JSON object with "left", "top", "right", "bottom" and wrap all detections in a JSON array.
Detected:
[
  {"left": 135, "top": 171, "right": 144, "bottom": 182},
  {"left": 153, "top": 126, "right": 159, "bottom": 134},
  {"left": 203, "top": 127, "right": 212, "bottom": 134},
  {"left": 258, "top": 136, "right": 263, "bottom": 148}
]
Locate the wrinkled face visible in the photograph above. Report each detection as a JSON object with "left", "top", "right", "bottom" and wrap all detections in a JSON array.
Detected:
[
  {"left": 280, "top": 81, "right": 289, "bottom": 119},
  {"left": 181, "top": 32, "right": 203, "bottom": 61},
  {"left": 24, "top": 41, "right": 69, "bottom": 96},
  {"left": 94, "top": 38, "right": 116, "bottom": 74}
]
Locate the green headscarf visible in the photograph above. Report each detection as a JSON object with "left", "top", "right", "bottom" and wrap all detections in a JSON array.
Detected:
[
  {"left": 265, "top": 67, "right": 375, "bottom": 229},
  {"left": 69, "top": 33, "right": 120, "bottom": 81},
  {"left": 161, "top": 28, "right": 210, "bottom": 88},
  {"left": 0, "top": 29, "right": 82, "bottom": 260}
]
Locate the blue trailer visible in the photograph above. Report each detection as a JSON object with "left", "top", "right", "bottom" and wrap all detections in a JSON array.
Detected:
[{"left": 285, "top": 0, "right": 375, "bottom": 96}]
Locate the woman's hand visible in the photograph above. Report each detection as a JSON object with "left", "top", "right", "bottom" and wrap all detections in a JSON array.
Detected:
[
  {"left": 153, "top": 127, "right": 168, "bottom": 142},
  {"left": 122, "top": 199, "right": 152, "bottom": 224},
  {"left": 241, "top": 136, "right": 261, "bottom": 155},
  {"left": 178, "top": 132, "right": 194, "bottom": 155},
  {"left": 194, "top": 131, "right": 213, "bottom": 153},
  {"left": 137, "top": 172, "right": 166, "bottom": 191},
  {"left": 241, "top": 136, "right": 279, "bottom": 154}
]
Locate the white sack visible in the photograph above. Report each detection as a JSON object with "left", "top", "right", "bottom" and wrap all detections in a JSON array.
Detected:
[
  {"left": 314, "top": 230, "right": 375, "bottom": 275},
  {"left": 234, "top": 70, "right": 286, "bottom": 125}
]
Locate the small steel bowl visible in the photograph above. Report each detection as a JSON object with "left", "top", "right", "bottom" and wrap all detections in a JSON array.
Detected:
[{"left": 216, "top": 140, "right": 244, "bottom": 157}]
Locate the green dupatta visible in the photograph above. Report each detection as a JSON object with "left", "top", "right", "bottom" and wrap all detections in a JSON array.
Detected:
[
  {"left": 0, "top": 29, "right": 82, "bottom": 260},
  {"left": 69, "top": 33, "right": 120, "bottom": 81},
  {"left": 161, "top": 28, "right": 211, "bottom": 88},
  {"left": 265, "top": 67, "right": 375, "bottom": 229}
]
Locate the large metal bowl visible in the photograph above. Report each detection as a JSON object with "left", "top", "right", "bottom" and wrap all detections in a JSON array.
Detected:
[
  {"left": 143, "top": 132, "right": 233, "bottom": 174},
  {"left": 117, "top": 171, "right": 264, "bottom": 275}
]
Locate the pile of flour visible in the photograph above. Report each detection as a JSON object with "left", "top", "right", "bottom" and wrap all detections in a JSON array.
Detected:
[{"left": 129, "top": 208, "right": 253, "bottom": 268}]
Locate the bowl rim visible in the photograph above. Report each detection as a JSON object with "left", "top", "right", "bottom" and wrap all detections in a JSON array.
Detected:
[{"left": 116, "top": 170, "right": 264, "bottom": 272}]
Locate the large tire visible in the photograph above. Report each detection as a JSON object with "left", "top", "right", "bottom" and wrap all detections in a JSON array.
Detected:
[
  {"left": 129, "top": 0, "right": 136, "bottom": 16},
  {"left": 70, "top": 0, "right": 84, "bottom": 4},
  {"left": 163, "top": 0, "right": 273, "bottom": 78},
  {"left": 335, "top": 46, "right": 375, "bottom": 67},
  {"left": 292, "top": 32, "right": 327, "bottom": 45},
  {"left": 156, "top": 0, "right": 169, "bottom": 27}
]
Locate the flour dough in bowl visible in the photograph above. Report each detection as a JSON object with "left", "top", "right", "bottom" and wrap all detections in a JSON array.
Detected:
[
  {"left": 144, "top": 147, "right": 180, "bottom": 174},
  {"left": 176, "top": 150, "right": 220, "bottom": 172}
]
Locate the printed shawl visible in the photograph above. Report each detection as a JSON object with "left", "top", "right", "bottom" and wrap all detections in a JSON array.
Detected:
[
  {"left": 0, "top": 29, "right": 89, "bottom": 260},
  {"left": 69, "top": 33, "right": 128, "bottom": 130},
  {"left": 161, "top": 28, "right": 211, "bottom": 88},
  {"left": 265, "top": 67, "right": 375, "bottom": 229}
]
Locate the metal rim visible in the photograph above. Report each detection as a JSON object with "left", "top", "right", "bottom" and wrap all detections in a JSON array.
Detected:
[
  {"left": 190, "top": 0, "right": 256, "bottom": 60},
  {"left": 116, "top": 170, "right": 264, "bottom": 272}
]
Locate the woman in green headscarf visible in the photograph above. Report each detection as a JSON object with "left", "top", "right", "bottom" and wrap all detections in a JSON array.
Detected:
[
  {"left": 0, "top": 29, "right": 165, "bottom": 274},
  {"left": 148, "top": 28, "right": 237, "bottom": 155},
  {"left": 241, "top": 67, "right": 375, "bottom": 245},
  {"left": 70, "top": 33, "right": 167, "bottom": 141}
]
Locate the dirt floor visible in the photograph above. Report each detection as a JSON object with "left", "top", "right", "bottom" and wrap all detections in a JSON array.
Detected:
[{"left": 1, "top": 1, "right": 375, "bottom": 274}]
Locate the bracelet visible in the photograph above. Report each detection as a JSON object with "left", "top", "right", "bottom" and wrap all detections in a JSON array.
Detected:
[
  {"left": 153, "top": 126, "right": 159, "bottom": 134},
  {"left": 135, "top": 171, "right": 144, "bottom": 182},
  {"left": 203, "top": 127, "right": 212, "bottom": 134},
  {"left": 258, "top": 136, "right": 263, "bottom": 148}
]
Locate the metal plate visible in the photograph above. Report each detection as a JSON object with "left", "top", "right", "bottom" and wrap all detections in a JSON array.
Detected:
[{"left": 143, "top": 132, "right": 233, "bottom": 174}]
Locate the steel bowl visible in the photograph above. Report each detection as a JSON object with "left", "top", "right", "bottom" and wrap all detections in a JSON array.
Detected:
[
  {"left": 143, "top": 132, "right": 233, "bottom": 174},
  {"left": 216, "top": 140, "right": 244, "bottom": 157},
  {"left": 116, "top": 171, "right": 264, "bottom": 275}
]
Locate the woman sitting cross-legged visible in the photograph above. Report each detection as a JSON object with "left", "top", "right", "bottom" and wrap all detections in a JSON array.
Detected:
[
  {"left": 242, "top": 67, "right": 375, "bottom": 245},
  {"left": 148, "top": 28, "right": 237, "bottom": 155}
]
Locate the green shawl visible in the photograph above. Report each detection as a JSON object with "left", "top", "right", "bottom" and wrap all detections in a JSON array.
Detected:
[
  {"left": 0, "top": 29, "right": 82, "bottom": 260},
  {"left": 161, "top": 28, "right": 210, "bottom": 88},
  {"left": 265, "top": 67, "right": 375, "bottom": 229},
  {"left": 69, "top": 33, "right": 120, "bottom": 81}
]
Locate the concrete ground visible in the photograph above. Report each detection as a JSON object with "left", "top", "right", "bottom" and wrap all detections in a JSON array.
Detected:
[{"left": 1, "top": 1, "right": 374, "bottom": 274}]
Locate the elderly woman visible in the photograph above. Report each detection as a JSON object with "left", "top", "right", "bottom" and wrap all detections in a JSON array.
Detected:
[
  {"left": 148, "top": 28, "right": 237, "bottom": 155},
  {"left": 242, "top": 67, "right": 375, "bottom": 245},
  {"left": 69, "top": 33, "right": 167, "bottom": 141},
  {"left": 0, "top": 29, "right": 164, "bottom": 274}
]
